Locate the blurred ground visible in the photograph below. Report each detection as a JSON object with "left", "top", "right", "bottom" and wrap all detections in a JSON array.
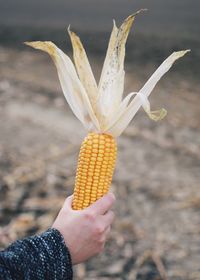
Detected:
[
  {"left": 0, "top": 0, "right": 199, "bottom": 37},
  {"left": 0, "top": 34, "right": 200, "bottom": 280}
]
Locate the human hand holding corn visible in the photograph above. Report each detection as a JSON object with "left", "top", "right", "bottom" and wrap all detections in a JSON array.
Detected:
[{"left": 52, "top": 193, "right": 115, "bottom": 264}]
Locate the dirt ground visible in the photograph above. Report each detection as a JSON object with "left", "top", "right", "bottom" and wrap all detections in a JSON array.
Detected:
[{"left": 0, "top": 46, "right": 199, "bottom": 280}]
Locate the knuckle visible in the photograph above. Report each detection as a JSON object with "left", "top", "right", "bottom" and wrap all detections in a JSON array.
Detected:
[
  {"left": 99, "top": 236, "right": 106, "bottom": 244},
  {"left": 84, "top": 212, "right": 95, "bottom": 222},
  {"left": 94, "top": 224, "right": 104, "bottom": 235}
]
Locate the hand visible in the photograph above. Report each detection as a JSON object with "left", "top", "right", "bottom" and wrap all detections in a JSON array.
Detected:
[{"left": 52, "top": 193, "right": 115, "bottom": 265}]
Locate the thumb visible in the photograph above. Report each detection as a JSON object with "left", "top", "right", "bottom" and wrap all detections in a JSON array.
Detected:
[{"left": 63, "top": 194, "right": 73, "bottom": 210}]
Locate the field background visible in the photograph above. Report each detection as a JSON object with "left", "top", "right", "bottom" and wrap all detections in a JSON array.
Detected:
[{"left": 0, "top": 1, "right": 199, "bottom": 279}]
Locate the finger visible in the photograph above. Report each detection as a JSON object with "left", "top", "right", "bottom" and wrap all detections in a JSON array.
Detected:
[
  {"left": 63, "top": 194, "right": 73, "bottom": 210},
  {"left": 101, "top": 210, "right": 115, "bottom": 228},
  {"left": 87, "top": 193, "right": 116, "bottom": 215},
  {"left": 100, "top": 226, "right": 111, "bottom": 244},
  {"left": 104, "top": 226, "right": 111, "bottom": 238}
]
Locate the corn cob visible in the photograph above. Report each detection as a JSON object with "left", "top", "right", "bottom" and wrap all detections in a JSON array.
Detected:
[
  {"left": 73, "top": 133, "right": 117, "bottom": 210},
  {"left": 25, "top": 11, "right": 190, "bottom": 209}
]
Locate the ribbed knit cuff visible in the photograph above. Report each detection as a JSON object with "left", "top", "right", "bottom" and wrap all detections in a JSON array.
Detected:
[
  {"left": 0, "top": 228, "right": 73, "bottom": 280},
  {"left": 34, "top": 228, "right": 73, "bottom": 279}
]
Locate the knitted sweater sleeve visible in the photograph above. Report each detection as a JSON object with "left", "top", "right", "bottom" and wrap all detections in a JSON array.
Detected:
[{"left": 0, "top": 228, "right": 73, "bottom": 280}]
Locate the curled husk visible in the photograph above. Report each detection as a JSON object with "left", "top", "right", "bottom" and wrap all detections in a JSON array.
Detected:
[{"left": 25, "top": 12, "right": 190, "bottom": 137}]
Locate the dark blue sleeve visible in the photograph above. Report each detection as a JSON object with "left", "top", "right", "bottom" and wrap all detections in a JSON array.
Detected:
[{"left": 0, "top": 228, "right": 73, "bottom": 280}]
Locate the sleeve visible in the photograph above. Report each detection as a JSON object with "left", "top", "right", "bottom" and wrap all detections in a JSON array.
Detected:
[{"left": 0, "top": 228, "right": 73, "bottom": 280}]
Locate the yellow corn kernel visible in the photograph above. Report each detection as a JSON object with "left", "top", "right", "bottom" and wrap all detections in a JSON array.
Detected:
[{"left": 72, "top": 133, "right": 117, "bottom": 210}]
